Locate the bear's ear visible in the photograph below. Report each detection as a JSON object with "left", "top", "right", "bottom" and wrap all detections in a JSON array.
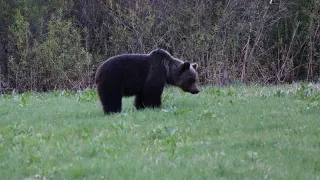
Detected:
[
  {"left": 180, "top": 62, "right": 190, "bottom": 74},
  {"left": 191, "top": 63, "right": 198, "bottom": 70}
]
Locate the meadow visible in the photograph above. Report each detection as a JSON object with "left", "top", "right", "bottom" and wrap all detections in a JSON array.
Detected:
[{"left": 0, "top": 83, "right": 319, "bottom": 180}]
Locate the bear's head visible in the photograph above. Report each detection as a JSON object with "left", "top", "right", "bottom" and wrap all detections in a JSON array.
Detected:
[
  {"left": 175, "top": 61, "right": 200, "bottom": 94},
  {"left": 148, "top": 48, "right": 200, "bottom": 94}
]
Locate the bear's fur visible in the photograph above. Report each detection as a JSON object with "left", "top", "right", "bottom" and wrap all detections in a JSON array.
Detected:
[{"left": 95, "top": 49, "right": 200, "bottom": 114}]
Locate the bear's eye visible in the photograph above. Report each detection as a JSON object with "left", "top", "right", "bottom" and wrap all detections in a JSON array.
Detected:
[{"left": 188, "top": 78, "right": 195, "bottom": 84}]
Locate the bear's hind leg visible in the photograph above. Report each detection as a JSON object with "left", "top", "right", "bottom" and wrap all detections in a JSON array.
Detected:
[
  {"left": 134, "top": 94, "right": 145, "bottom": 110},
  {"left": 97, "top": 84, "right": 122, "bottom": 114},
  {"left": 102, "top": 97, "right": 122, "bottom": 114}
]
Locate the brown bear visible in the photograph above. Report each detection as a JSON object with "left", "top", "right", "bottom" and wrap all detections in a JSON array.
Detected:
[{"left": 95, "top": 49, "right": 200, "bottom": 114}]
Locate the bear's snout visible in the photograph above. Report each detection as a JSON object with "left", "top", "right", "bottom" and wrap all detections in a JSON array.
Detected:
[
  {"left": 187, "top": 87, "right": 200, "bottom": 94},
  {"left": 191, "top": 89, "right": 200, "bottom": 94},
  {"left": 180, "top": 85, "right": 200, "bottom": 94}
]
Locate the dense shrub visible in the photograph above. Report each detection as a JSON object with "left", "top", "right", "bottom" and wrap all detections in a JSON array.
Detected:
[
  {"left": 6, "top": 8, "right": 92, "bottom": 92},
  {"left": 0, "top": 0, "right": 319, "bottom": 92}
]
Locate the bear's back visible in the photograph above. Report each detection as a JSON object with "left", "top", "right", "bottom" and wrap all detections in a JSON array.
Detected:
[{"left": 96, "top": 54, "right": 151, "bottom": 96}]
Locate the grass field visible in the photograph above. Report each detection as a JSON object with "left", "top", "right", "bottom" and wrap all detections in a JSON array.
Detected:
[{"left": 0, "top": 83, "right": 319, "bottom": 180}]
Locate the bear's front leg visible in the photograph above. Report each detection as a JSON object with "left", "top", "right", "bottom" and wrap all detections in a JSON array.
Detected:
[
  {"left": 140, "top": 71, "right": 166, "bottom": 109},
  {"left": 143, "top": 95, "right": 162, "bottom": 108},
  {"left": 142, "top": 84, "right": 164, "bottom": 109}
]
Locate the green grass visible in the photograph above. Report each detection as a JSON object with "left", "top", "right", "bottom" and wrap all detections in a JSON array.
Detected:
[{"left": 0, "top": 83, "right": 319, "bottom": 180}]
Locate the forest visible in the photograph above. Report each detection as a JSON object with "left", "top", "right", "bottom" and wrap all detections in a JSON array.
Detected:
[{"left": 0, "top": 0, "right": 319, "bottom": 92}]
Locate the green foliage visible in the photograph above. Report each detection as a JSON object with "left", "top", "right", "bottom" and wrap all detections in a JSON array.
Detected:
[
  {"left": 1, "top": 0, "right": 320, "bottom": 91},
  {"left": 20, "top": 92, "right": 31, "bottom": 106},
  {"left": 77, "top": 89, "right": 97, "bottom": 102},
  {"left": 0, "top": 85, "right": 319, "bottom": 179},
  {"left": 6, "top": 6, "right": 93, "bottom": 91},
  {"left": 204, "top": 87, "right": 237, "bottom": 97},
  {"left": 273, "top": 83, "right": 320, "bottom": 106},
  {"left": 8, "top": 10, "right": 32, "bottom": 89},
  {"left": 32, "top": 10, "right": 92, "bottom": 90},
  {"left": 295, "top": 84, "right": 320, "bottom": 111}
]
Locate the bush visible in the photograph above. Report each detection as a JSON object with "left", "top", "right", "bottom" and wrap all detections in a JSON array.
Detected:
[
  {"left": 8, "top": 9, "right": 92, "bottom": 92},
  {"left": 8, "top": 10, "right": 32, "bottom": 90}
]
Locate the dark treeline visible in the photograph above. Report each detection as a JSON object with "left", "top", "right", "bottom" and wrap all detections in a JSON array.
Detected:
[{"left": 0, "top": 0, "right": 319, "bottom": 92}]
